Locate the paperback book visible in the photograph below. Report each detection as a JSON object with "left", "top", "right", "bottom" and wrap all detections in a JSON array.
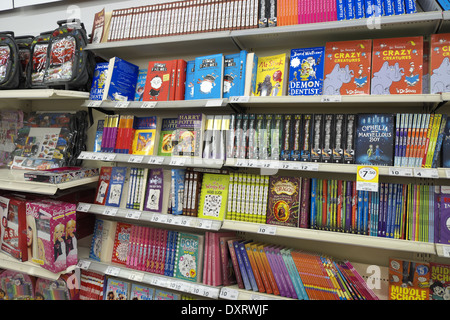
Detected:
[
  {"left": 197, "top": 173, "right": 230, "bottom": 221},
  {"left": 172, "top": 113, "right": 206, "bottom": 157},
  {"left": 193, "top": 54, "right": 224, "bottom": 99},
  {"left": 388, "top": 258, "right": 430, "bottom": 300},
  {"left": 143, "top": 60, "right": 176, "bottom": 101},
  {"left": 157, "top": 118, "right": 177, "bottom": 157},
  {"left": 266, "top": 176, "right": 301, "bottom": 227},
  {"left": 223, "top": 50, "right": 248, "bottom": 98},
  {"left": 430, "top": 33, "right": 450, "bottom": 94},
  {"left": 173, "top": 232, "right": 204, "bottom": 282},
  {"left": 254, "top": 53, "right": 288, "bottom": 96},
  {"left": 289, "top": 47, "right": 325, "bottom": 96},
  {"left": 131, "top": 116, "right": 159, "bottom": 156},
  {"left": 102, "top": 57, "right": 139, "bottom": 101}
]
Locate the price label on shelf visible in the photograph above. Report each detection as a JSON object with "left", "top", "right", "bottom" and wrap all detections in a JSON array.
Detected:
[
  {"left": 128, "top": 155, "right": 144, "bottom": 163},
  {"left": 115, "top": 101, "right": 130, "bottom": 108},
  {"left": 148, "top": 156, "right": 165, "bottom": 165},
  {"left": 76, "top": 203, "right": 91, "bottom": 212},
  {"left": 235, "top": 159, "right": 248, "bottom": 167},
  {"left": 219, "top": 287, "right": 239, "bottom": 300},
  {"left": 321, "top": 95, "right": 342, "bottom": 102},
  {"left": 125, "top": 210, "right": 142, "bottom": 220},
  {"left": 105, "top": 266, "right": 121, "bottom": 277},
  {"left": 356, "top": 166, "right": 379, "bottom": 192},
  {"left": 257, "top": 225, "right": 277, "bottom": 235},
  {"left": 103, "top": 207, "right": 118, "bottom": 216},
  {"left": 141, "top": 101, "right": 157, "bottom": 108},
  {"left": 205, "top": 99, "right": 223, "bottom": 107},
  {"left": 197, "top": 219, "right": 213, "bottom": 229},
  {"left": 229, "top": 96, "right": 249, "bottom": 103},
  {"left": 414, "top": 168, "right": 439, "bottom": 179},
  {"left": 389, "top": 167, "right": 413, "bottom": 177},
  {"left": 180, "top": 216, "right": 193, "bottom": 227},
  {"left": 128, "top": 272, "right": 144, "bottom": 282},
  {"left": 87, "top": 100, "right": 102, "bottom": 107},
  {"left": 170, "top": 157, "right": 186, "bottom": 166},
  {"left": 260, "top": 160, "right": 278, "bottom": 169},
  {"left": 77, "top": 259, "right": 91, "bottom": 270}
]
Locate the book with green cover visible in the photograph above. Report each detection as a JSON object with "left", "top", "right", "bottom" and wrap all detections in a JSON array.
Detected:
[
  {"left": 157, "top": 118, "right": 177, "bottom": 156},
  {"left": 173, "top": 232, "right": 204, "bottom": 283},
  {"left": 197, "top": 173, "right": 230, "bottom": 221}
]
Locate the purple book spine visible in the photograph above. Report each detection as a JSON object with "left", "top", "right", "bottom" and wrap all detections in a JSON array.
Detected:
[
  {"left": 299, "top": 178, "right": 311, "bottom": 228},
  {"left": 440, "top": 186, "right": 450, "bottom": 244},
  {"left": 264, "top": 246, "right": 288, "bottom": 297},
  {"left": 435, "top": 186, "right": 440, "bottom": 243},
  {"left": 273, "top": 247, "right": 297, "bottom": 299}
]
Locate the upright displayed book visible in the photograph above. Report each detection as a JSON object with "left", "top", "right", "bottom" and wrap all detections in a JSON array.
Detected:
[
  {"left": 197, "top": 173, "right": 230, "bottom": 221},
  {"left": 184, "top": 60, "right": 195, "bottom": 100},
  {"left": 193, "top": 54, "right": 224, "bottom": 99},
  {"left": 223, "top": 50, "right": 248, "bottom": 98},
  {"left": 173, "top": 232, "right": 204, "bottom": 283},
  {"left": 354, "top": 114, "right": 395, "bottom": 166},
  {"left": 388, "top": 258, "right": 430, "bottom": 300},
  {"left": 134, "top": 69, "right": 147, "bottom": 101},
  {"left": 371, "top": 36, "right": 423, "bottom": 95},
  {"left": 172, "top": 113, "right": 206, "bottom": 158},
  {"left": 430, "top": 33, "right": 450, "bottom": 94},
  {"left": 439, "top": 186, "right": 450, "bottom": 245},
  {"left": 105, "top": 167, "right": 127, "bottom": 207},
  {"left": 111, "top": 222, "right": 132, "bottom": 265},
  {"left": 102, "top": 57, "right": 139, "bottom": 101},
  {"left": 90, "top": 218, "right": 117, "bottom": 262},
  {"left": 429, "top": 262, "right": 450, "bottom": 300},
  {"left": 104, "top": 277, "right": 129, "bottom": 300},
  {"left": 131, "top": 116, "right": 159, "bottom": 156},
  {"left": 266, "top": 176, "right": 301, "bottom": 227},
  {"left": 142, "top": 60, "right": 176, "bottom": 101},
  {"left": 95, "top": 167, "right": 113, "bottom": 205},
  {"left": 89, "top": 62, "right": 109, "bottom": 100},
  {"left": 157, "top": 118, "right": 177, "bottom": 157},
  {"left": 323, "top": 39, "right": 372, "bottom": 95},
  {"left": 289, "top": 47, "right": 325, "bottom": 96},
  {"left": 254, "top": 53, "right": 288, "bottom": 96},
  {"left": 143, "top": 168, "right": 171, "bottom": 214},
  {"left": 243, "top": 52, "right": 258, "bottom": 96}
]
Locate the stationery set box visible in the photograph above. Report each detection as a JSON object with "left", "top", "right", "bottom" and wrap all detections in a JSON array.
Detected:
[
  {"left": 323, "top": 39, "right": 372, "bottom": 95},
  {"left": 371, "top": 36, "right": 423, "bottom": 95},
  {"left": 23, "top": 167, "right": 99, "bottom": 184}
]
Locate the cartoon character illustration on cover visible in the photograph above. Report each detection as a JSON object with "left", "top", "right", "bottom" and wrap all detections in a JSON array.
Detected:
[
  {"left": 256, "top": 71, "right": 282, "bottom": 96},
  {"left": 430, "top": 57, "right": 450, "bottom": 94},
  {"left": 147, "top": 75, "right": 163, "bottom": 100},
  {"left": 354, "top": 64, "right": 368, "bottom": 88},
  {"left": 223, "top": 73, "right": 236, "bottom": 94},
  {"left": 371, "top": 61, "right": 404, "bottom": 94},
  {"left": 178, "top": 253, "right": 197, "bottom": 279},
  {"left": 323, "top": 64, "right": 354, "bottom": 95},
  {"left": 197, "top": 74, "right": 218, "bottom": 95}
]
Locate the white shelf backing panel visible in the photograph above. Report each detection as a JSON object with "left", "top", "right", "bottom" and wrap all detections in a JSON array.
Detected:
[
  {"left": 83, "top": 98, "right": 230, "bottom": 110},
  {"left": 221, "top": 220, "right": 437, "bottom": 255},
  {"left": 0, "top": 251, "right": 76, "bottom": 281},
  {"left": 77, "top": 203, "right": 223, "bottom": 231},
  {"left": 0, "top": 169, "right": 98, "bottom": 195},
  {"left": 77, "top": 255, "right": 220, "bottom": 299},
  {"left": 0, "top": 89, "right": 90, "bottom": 100},
  {"left": 86, "top": 31, "right": 238, "bottom": 60}
]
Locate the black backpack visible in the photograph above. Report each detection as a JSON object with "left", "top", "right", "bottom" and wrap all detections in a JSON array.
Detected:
[
  {"left": 27, "top": 31, "right": 53, "bottom": 88},
  {"left": 15, "top": 35, "right": 34, "bottom": 89},
  {"left": 0, "top": 31, "right": 21, "bottom": 89},
  {"left": 43, "top": 19, "right": 95, "bottom": 91}
]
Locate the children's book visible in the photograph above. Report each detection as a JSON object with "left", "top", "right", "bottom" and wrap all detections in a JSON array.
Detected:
[
  {"left": 266, "top": 176, "right": 301, "bottom": 227},
  {"left": 104, "top": 277, "right": 129, "bottom": 300},
  {"left": 388, "top": 258, "right": 430, "bottom": 300},
  {"left": 102, "top": 57, "right": 139, "bottom": 101},
  {"left": 371, "top": 36, "right": 423, "bottom": 95},
  {"left": 105, "top": 167, "right": 127, "bottom": 207},
  {"left": 172, "top": 113, "right": 206, "bottom": 157},
  {"left": 144, "top": 168, "right": 171, "bottom": 214},
  {"left": 129, "top": 283, "right": 154, "bottom": 300},
  {"left": 244, "top": 52, "right": 258, "bottom": 96},
  {"left": 442, "top": 117, "right": 450, "bottom": 168},
  {"left": 111, "top": 222, "right": 132, "bottom": 265},
  {"left": 439, "top": 185, "right": 450, "bottom": 245},
  {"left": 429, "top": 262, "right": 450, "bottom": 300},
  {"left": 94, "top": 167, "right": 113, "bottom": 205},
  {"left": 93, "top": 119, "right": 104, "bottom": 153},
  {"left": 193, "top": 53, "right": 224, "bottom": 99},
  {"left": 197, "top": 173, "right": 230, "bottom": 221},
  {"left": 354, "top": 113, "right": 395, "bottom": 166},
  {"left": 171, "top": 168, "right": 186, "bottom": 215},
  {"left": 89, "top": 62, "right": 109, "bottom": 100},
  {"left": 174, "top": 59, "right": 187, "bottom": 100},
  {"left": 430, "top": 33, "right": 450, "bottom": 94},
  {"left": 184, "top": 60, "right": 196, "bottom": 100},
  {"left": 142, "top": 60, "right": 176, "bottom": 101},
  {"left": 134, "top": 69, "right": 147, "bottom": 101},
  {"left": 323, "top": 39, "right": 372, "bottom": 95},
  {"left": 254, "top": 53, "right": 288, "bottom": 96},
  {"left": 89, "top": 218, "right": 117, "bottom": 262},
  {"left": 131, "top": 116, "right": 159, "bottom": 156},
  {"left": 289, "top": 47, "right": 325, "bottom": 96},
  {"left": 157, "top": 118, "right": 177, "bottom": 157},
  {"left": 173, "top": 232, "right": 204, "bottom": 282},
  {"left": 223, "top": 50, "right": 248, "bottom": 98}
]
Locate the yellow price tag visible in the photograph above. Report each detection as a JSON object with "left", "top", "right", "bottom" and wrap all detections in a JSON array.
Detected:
[{"left": 356, "top": 166, "right": 379, "bottom": 192}]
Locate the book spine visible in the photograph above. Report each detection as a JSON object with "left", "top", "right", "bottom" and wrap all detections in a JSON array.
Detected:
[
  {"left": 336, "top": 0, "right": 346, "bottom": 20},
  {"left": 233, "top": 241, "right": 252, "bottom": 290},
  {"left": 228, "top": 240, "right": 245, "bottom": 288},
  {"left": 252, "top": 245, "right": 273, "bottom": 294},
  {"left": 404, "top": 0, "right": 416, "bottom": 13},
  {"left": 245, "top": 243, "right": 265, "bottom": 292},
  {"left": 258, "top": 246, "right": 280, "bottom": 295}
]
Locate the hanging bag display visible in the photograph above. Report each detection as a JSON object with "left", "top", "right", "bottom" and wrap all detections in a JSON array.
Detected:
[
  {"left": 43, "top": 19, "right": 95, "bottom": 91},
  {"left": 15, "top": 35, "right": 34, "bottom": 89},
  {"left": 27, "top": 31, "right": 53, "bottom": 88},
  {"left": 0, "top": 31, "right": 20, "bottom": 90}
]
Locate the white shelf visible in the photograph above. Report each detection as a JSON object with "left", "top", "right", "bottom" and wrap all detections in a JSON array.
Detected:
[
  {"left": 77, "top": 202, "right": 223, "bottom": 231},
  {"left": 221, "top": 220, "right": 437, "bottom": 255},
  {"left": 0, "top": 251, "right": 76, "bottom": 281},
  {"left": 219, "top": 285, "right": 292, "bottom": 300},
  {"left": 0, "top": 169, "right": 98, "bottom": 195},
  {"left": 0, "top": 89, "right": 89, "bottom": 100}
]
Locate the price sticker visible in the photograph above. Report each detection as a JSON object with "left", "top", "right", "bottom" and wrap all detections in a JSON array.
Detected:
[
  {"left": 356, "top": 166, "right": 379, "bottom": 192},
  {"left": 181, "top": 216, "right": 193, "bottom": 227},
  {"left": 76, "top": 203, "right": 91, "bottom": 212},
  {"left": 229, "top": 96, "right": 249, "bottom": 103},
  {"left": 128, "top": 155, "right": 144, "bottom": 163},
  {"left": 260, "top": 160, "right": 278, "bottom": 169},
  {"left": 414, "top": 168, "right": 439, "bottom": 179},
  {"left": 389, "top": 167, "right": 413, "bottom": 177},
  {"left": 170, "top": 157, "right": 186, "bottom": 166},
  {"left": 125, "top": 210, "right": 142, "bottom": 220},
  {"left": 294, "top": 162, "right": 319, "bottom": 171},
  {"left": 115, "top": 101, "right": 130, "bottom": 108},
  {"left": 105, "top": 266, "right": 121, "bottom": 276},
  {"left": 87, "top": 100, "right": 102, "bottom": 107},
  {"left": 141, "top": 101, "right": 157, "bottom": 108},
  {"left": 198, "top": 219, "right": 213, "bottom": 229},
  {"left": 148, "top": 156, "right": 165, "bottom": 165},
  {"left": 77, "top": 260, "right": 91, "bottom": 270},
  {"left": 103, "top": 207, "right": 118, "bottom": 216},
  {"left": 205, "top": 99, "right": 223, "bottom": 107},
  {"left": 442, "top": 246, "right": 450, "bottom": 258},
  {"left": 321, "top": 95, "right": 342, "bottom": 102},
  {"left": 257, "top": 225, "right": 277, "bottom": 235},
  {"left": 235, "top": 159, "right": 248, "bottom": 167},
  {"left": 128, "top": 272, "right": 144, "bottom": 282},
  {"left": 219, "top": 287, "right": 239, "bottom": 300}
]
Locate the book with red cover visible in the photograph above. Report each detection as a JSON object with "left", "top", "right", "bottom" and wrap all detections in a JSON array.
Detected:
[
  {"left": 266, "top": 175, "right": 301, "bottom": 227},
  {"left": 174, "top": 59, "right": 187, "bottom": 100},
  {"left": 143, "top": 60, "right": 177, "bottom": 101},
  {"left": 371, "top": 36, "right": 423, "bottom": 95},
  {"left": 94, "top": 167, "right": 113, "bottom": 205},
  {"left": 111, "top": 222, "right": 132, "bottom": 265}
]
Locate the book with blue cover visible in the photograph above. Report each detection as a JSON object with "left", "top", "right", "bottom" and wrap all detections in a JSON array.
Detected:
[
  {"left": 105, "top": 166, "right": 127, "bottom": 207},
  {"left": 289, "top": 47, "right": 325, "bottom": 96},
  {"left": 102, "top": 57, "right": 139, "bottom": 101},
  {"left": 354, "top": 114, "right": 395, "bottom": 166},
  {"left": 223, "top": 50, "right": 248, "bottom": 98},
  {"left": 89, "top": 62, "right": 109, "bottom": 100},
  {"left": 134, "top": 69, "right": 147, "bottom": 101},
  {"left": 184, "top": 60, "right": 195, "bottom": 100},
  {"left": 193, "top": 54, "right": 224, "bottom": 99}
]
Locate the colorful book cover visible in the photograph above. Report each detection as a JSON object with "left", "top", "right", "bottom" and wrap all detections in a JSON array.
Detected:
[
  {"left": 430, "top": 33, "right": 450, "bottom": 94},
  {"left": 323, "top": 39, "right": 372, "bottom": 95},
  {"left": 429, "top": 262, "right": 450, "bottom": 300},
  {"left": 244, "top": 52, "right": 258, "bottom": 96},
  {"left": 129, "top": 283, "right": 154, "bottom": 300},
  {"left": 173, "top": 232, "right": 204, "bottom": 282},
  {"left": 174, "top": 59, "right": 187, "bottom": 100},
  {"left": 439, "top": 186, "right": 450, "bottom": 245},
  {"left": 102, "top": 57, "right": 139, "bottom": 101},
  {"left": 223, "top": 50, "right": 248, "bottom": 98},
  {"left": 193, "top": 53, "right": 224, "bottom": 99},
  {"left": 184, "top": 60, "right": 195, "bottom": 100},
  {"left": 89, "top": 62, "right": 109, "bottom": 100},
  {"left": 254, "top": 53, "right": 287, "bottom": 96},
  {"left": 89, "top": 218, "right": 117, "bottom": 262},
  {"left": 105, "top": 167, "right": 127, "bottom": 207},
  {"left": 442, "top": 117, "right": 450, "bottom": 168},
  {"left": 289, "top": 47, "right": 325, "bottom": 96},
  {"left": 111, "top": 222, "right": 132, "bottom": 265},
  {"left": 143, "top": 60, "right": 176, "bottom": 101},
  {"left": 144, "top": 168, "right": 170, "bottom": 214},
  {"left": 157, "top": 118, "right": 177, "bottom": 157},
  {"left": 354, "top": 113, "right": 395, "bottom": 166},
  {"left": 131, "top": 116, "right": 158, "bottom": 156},
  {"left": 171, "top": 168, "right": 186, "bottom": 215},
  {"left": 197, "top": 173, "right": 230, "bottom": 221},
  {"left": 172, "top": 113, "right": 205, "bottom": 157},
  {"left": 104, "top": 278, "right": 129, "bottom": 300},
  {"left": 388, "top": 258, "right": 430, "bottom": 300},
  {"left": 93, "top": 119, "right": 104, "bottom": 153},
  {"left": 371, "top": 36, "right": 423, "bottom": 95},
  {"left": 134, "top": 69, "right": 147, "bottom": 101},
  {"left": 266, "top": 175, "right": 301, "bottom": 227},
  {"left": 94, "top": 167, "right": 113, "bottom": 205}
]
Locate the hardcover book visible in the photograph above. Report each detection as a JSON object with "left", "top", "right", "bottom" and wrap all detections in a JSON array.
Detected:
[
  {"left": 134, "top": 69, "right": 147, "bottom": 101},
  {"left": 355, "top": 113, "right": 395, "bottom": 166},
  {"left": 102, "top": 57, "right": 139, "bottom": 101},
  {"left": 131, "top": 116, "right": 159, "bottom": 156},
  {"left": 193, "top": 53, "right": 224, "bottom": 99},
  {"left": 197, "top": 173, "right": 230, "bottom": 221},
  {"left": 173, "top": 232, "right": 204, "bottom": 282},
  {"left": 323, "top": 39, "right": 372, "bottom": 95},
  {"left": 143, "top": 60, "right": 176, "bottom": 101},
  {"left": 172, "top": 113, "right": 206, "bottom": 157},
  {"left": 105, "top": 167, "right": 127, "bottom": 207},
  {"left": 254, "top": 53, "right": 288, "bottom": 96},
  {"left": 289, "top": 47, "right": 325, "bottom": 96},
  {"left": 266, "top": 175, "right": 301, "bottom": 227},
  {"left": 388, "top": 258, "right": 430, "bottom": 300},
  {"left": 371, "top": 36, "right": 423, "bottom": 95},
  {"left": 430, "top": 33, "right": 450, "bottom": 94},
  {"left": 157, "top": 118, "right": 177, "bottom": 157},
  {"left": 94, "top": 167, "right": 113, "bottom": 205},
  {"left": 223, "top": 50, "right": 248, "bottom": 98}
]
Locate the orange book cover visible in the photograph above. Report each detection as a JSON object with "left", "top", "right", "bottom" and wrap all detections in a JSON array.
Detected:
[
  {"left": 251, "top": 243, "right": 273, "bottom": 294},
  {"left": 258, "top": 244, "right": 280, "bottom": 296},
  {"left": 245, "top": 242, "right": 265, "bottom": 293},
  {"left": 430, "top": 33, "right": 450, "bottom": 94},
  {"left": 371, "top": 36, "right": 423, "bottom": 95},
  {"left": 323, "top": 39, "right": 372, "bottom": 95},
  {"left": 388, "top": 258, "right": 430, "bottom": 300}
]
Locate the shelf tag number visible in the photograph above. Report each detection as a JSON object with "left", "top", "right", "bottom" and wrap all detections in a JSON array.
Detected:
[
  {"left": 219, "top": 287, "right": 239, "bottom": 300},
  {"left": 258, "top": 225, "right": 277, "bottom": 235},
  {"left": 356, "top": 166, "right": 379, "bottom": 192}
]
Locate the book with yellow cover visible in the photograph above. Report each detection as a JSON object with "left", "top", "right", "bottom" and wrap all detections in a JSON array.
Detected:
[
  {"left": 253, "top": 53, "right": 288, "bottom": 97},
  {"left": 131, "top": 116, "right": 160, "bottom": 155}
]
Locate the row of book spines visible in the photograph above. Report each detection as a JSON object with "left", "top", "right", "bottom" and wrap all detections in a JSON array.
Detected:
[
  {"left": 170, "top": 168, "right": 201, "bottom": 217},
  {"left": 125, "top": 168, "right": 146, "bottom": 210},
  {"left": 275, "top": 0, "right": 338, "bottom": 26},
  {"left": 336, "top": 0, "right": 417, "bottom": 21},
  {"left": 394, "top": 113, "right": 447, "bottom": 168},
  {"left": 100, "top": 115, "right": 135, "bottom": 153},
  {"left": 227, "top": 239, "right": 374, "bottom": 300},
  {"left": 79, "top": 270, "right": 105, "bottom": 300},
  {"left": 225, "top": 173, "right": 269, "bottom": 223},
  {"left": 107, "top": 0, "right": 258, "bottom": 42}
]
